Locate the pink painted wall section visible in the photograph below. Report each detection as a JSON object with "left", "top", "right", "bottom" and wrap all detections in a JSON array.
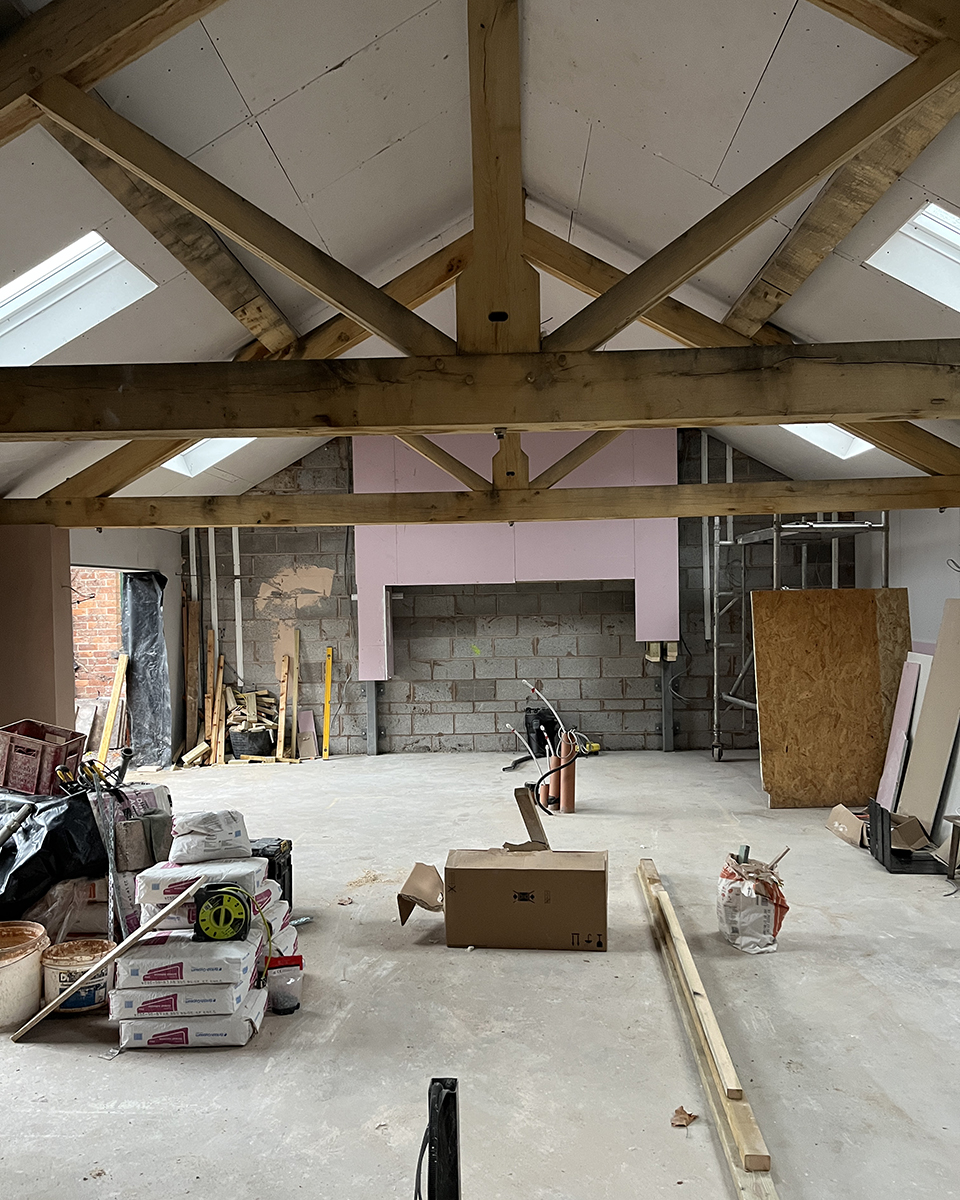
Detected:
[{"left": 353, "top": 431, "right": 679, "bottom": 679}]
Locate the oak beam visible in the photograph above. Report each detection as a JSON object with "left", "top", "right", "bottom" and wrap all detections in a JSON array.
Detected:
[
  {"left": 456, "top": 0, "right": 540, "bottom": 352},
  {"left": 43, "top": 121, "right": 297, "bottom": 352},
  {"left": 529, "top": 430, "right": 625, "bottom": 489},
  {"left": 838, "top": 419, "right": 960, "bottom": 473},
  {"left": 524, "top": 221, "right": 958, "bottom": 476},
  {"left": 491, "top": 432, "right": 529, "bottom": 488},
  {"left": 5, "top": 475, "right": 960, "bottom": 528},
  {"left": 0, "top": 0, "right": 229, "bottom": 149},
  {"left": 5, "top": 342, "right": 960, "bottom": 439},
  {"left": 58, "top": 234, "right": 471, "bottom": 498},
  {"left": 807, "top": 1, "right": 960, "bottom": 55},
  {"left": 542, "top": 39, "right": 960, "bottom": 352},
  {"left": 43, "top": 439, "right": 194, "bottom": 499},
  {"left": 396, "top": 434, "right": 490, "bottom": 490},
  {"left": 239, "top": 233, "right": 473, "bottom": 363},
  {"left": 725, "top": 79, "right": 960, "bottom": 336},
  {"left": 31, "top": 77, "right": 457, "bottom": 357},
  {"left": 523, "top": 221, "right": 788, "bottom": 349}
]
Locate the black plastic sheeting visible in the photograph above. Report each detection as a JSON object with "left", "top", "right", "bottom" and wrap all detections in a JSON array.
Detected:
[
  {"left": 122, "top": 571, "right": 172, "bottom": 769},
  {"left": 0, "top": 792, "right": 106, "bottom": 921}
]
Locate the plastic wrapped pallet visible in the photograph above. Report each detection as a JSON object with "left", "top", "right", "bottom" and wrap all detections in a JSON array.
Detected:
[
  {"left": 119, "top": 985, "right": 267, "bottom": 1049},
  {"left": 114, "top": 928, "right": 264, "bottom": 988},
  {"left": 135, "top": 858, "right": 267, "bottom": 908},
  {"left": 140, "top": 876, "right": 280, "bottom": 930},
  {"left": 169, "top": 810, "right": 251, "bottom": 864},
  {"left": 110, "top": 977, "right": 251, "bottom": 1019}
]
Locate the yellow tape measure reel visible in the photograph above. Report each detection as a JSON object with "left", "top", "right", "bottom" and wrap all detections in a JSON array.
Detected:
[{"left": 193, "top": 884, "right": 252, "bottom": 942}]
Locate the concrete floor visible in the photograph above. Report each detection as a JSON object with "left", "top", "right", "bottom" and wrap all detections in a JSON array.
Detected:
[{"left": 1, "top": 750, "right": 958, "bottom": 1199}]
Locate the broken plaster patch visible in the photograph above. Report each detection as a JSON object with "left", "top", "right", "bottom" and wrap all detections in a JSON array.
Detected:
[{"left": 255, "top": 565, "right": 335, "bottom": 678}]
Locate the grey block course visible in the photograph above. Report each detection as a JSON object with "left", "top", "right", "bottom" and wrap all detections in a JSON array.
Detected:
[{"left": 190, "top": 431, "right": 785, "bottom": 756}]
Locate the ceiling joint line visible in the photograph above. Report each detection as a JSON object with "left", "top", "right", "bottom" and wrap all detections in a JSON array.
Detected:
[
  {"left": 711, "top": 0, "right": 800, "bottom": 187},
  {"left": 569, "top": 120, "right": 593, "bottom": 241}
]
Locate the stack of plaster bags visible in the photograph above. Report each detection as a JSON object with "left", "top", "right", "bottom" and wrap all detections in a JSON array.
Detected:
[{"left": 109, "top": 809, "right": 303, "bottom": 1049}]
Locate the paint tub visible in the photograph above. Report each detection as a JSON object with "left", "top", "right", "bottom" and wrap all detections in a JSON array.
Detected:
[
  {"left": 41, "top": 939, "right": 116, "bottom": 1013},
  {"left": 0, "top": 921, "right": 50, "bottom": 1029}
]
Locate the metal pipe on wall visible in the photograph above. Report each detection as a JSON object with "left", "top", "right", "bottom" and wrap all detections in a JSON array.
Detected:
[
  {"left": 207, "top": 527, "right": 219, "bottom": 662},
  {"left": 701, "top": 431, "right": 711, "bottom": 644},
  {"left": 231, "top": 527, "right": 243, "bottom": 688}
]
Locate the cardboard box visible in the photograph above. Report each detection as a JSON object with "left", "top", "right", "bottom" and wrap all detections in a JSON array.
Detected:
[
  {"left": 889, "top": 811, "right": 930, "bottom": 852},
  {"left": 398, "top": 787, "right": 608, "bottom": 951},
  {"left": 118, "top": 985, "right": 267, "bottom": 1049},
  {"left": 826, "top": 805, "right": 868, "bottom": 848},
  {"left": 444, "top": 848, "right": 607, "bottom": 951}
]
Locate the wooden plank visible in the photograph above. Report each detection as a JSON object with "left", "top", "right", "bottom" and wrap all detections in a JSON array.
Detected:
[
  {"left": 184, "top": 598, "right": 200, "bottom": 751},
  {"left": 11, "top": 874, "right": 209, "bottom": 1042},
  {"left": 522, "top": 220, "right": 787, "bottom": 348},
  {"left": 277, "top": 654, "right": 290, "bottom": 761},
  {"left": 806, "top": 1, "right": 960, "bottom": 55},
  {"left": 44, "top": 439, "right": 194, "bottom": 499},
  {"left": 653, "top": 886, "right": 744, "bottom": 1100},
  {"left": 529, "top": 431, "right": 624, "bottom": 489},
  {"left": 542, "top": 40, "right": 960, "bottom": 351},
  {"left": 396, "top": 435, "right": 490, "bottom": 490},
  {"left": 209, "top": 654, "right": 224, "bottom": 765},
  {"left": 837, "top": 420, "right": 960, "bottom": 474},
  {"left": 752, "top": 589, "right": 912, "bottom": 808},
  {"left": 491, "top": 432, "right": 529, "bottom": 489},
  {"left": 287, "top": 630, "right": 300, "bottom": 760},
  {"left": 236, "top": 233, "right": 472, "bottom": 363},
  {"left": 522, "top": 222, "right": 947, "bottom": 474},
  {"left": 6, "top": 473, "right": 960, "bottom": 528},
  {"left": 97, "top": 652, "right": 128, "bottom": 763},
  {"left": 42, "top": 121, "right": 297, "bottom": 352},
  {"left": 9, "top": 342, "right": 960, "bottom": 440},
  {"left": 0, "top": 0, "right": 230, "bottom": 149},
  {"left": 32, "top": 77, "right": 457, "bottom": 358},
  {"left": 725, "top": 79, "right": 960, "bottom": 336},
  {"left": 637, "top": 862, "right": 782, "bottom": 1198},
  {"left": 456, "top": 0, "right": 539, "bottom": 352},
  {"left": 637, "top": 862, "right": 771, "bottom": 1173},
  {"left": 896, "top": 597, "right": 960, "bottom": 838},
  {"left": 322, "top": 646, "right": 333, "bottom": 760},
  {"left": 181, "top": 739, "right": 209, "bottom": 766}
]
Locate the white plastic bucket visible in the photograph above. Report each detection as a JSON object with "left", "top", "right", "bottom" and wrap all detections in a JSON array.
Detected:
[
  {"left": 42, "top": 939, "right": 116, "bottom": 1013},
  {"left": 0, "top": 921, "right": 50, "bottom": 1030}
]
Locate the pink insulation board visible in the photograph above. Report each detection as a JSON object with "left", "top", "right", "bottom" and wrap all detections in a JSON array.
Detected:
[{"left": 353, "top": 431, "right": 679, "bottom": 679}]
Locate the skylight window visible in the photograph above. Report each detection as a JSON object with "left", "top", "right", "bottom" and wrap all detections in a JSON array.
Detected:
[
  {"left": 865, "top": 201, "right": 960, "bottom": 311},
  {"left": 164, "top": 439, "right": 256, "bottom": 477},
  {"left": 0, "top": 231, "right": 157, "bottom": 365},
  {"left": 781, "top": 424, "right": 872, "bottom": 459}
]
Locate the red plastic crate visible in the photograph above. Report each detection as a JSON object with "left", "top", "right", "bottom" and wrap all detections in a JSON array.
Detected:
[{"left": 0, "top": 720, "right": 86, "bottom": 796}]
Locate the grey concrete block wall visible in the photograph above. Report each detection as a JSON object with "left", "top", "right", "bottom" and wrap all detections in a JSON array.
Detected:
[{"left": 185, "top": 432, "right": 857, "bottom": 759}]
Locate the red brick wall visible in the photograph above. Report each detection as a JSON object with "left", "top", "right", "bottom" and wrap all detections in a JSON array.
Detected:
[{"left": 72, "top": 567, "right": 123, "bottom": 701}]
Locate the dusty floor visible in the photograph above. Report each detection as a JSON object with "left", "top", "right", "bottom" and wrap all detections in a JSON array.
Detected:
[{"left": 1, "top": 750, "right": 958, "bottom": 1199}]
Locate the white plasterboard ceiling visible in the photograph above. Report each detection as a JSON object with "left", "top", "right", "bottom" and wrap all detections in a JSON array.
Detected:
[{"left": 0, "top": 0, "right": 959, "bottom": 496}]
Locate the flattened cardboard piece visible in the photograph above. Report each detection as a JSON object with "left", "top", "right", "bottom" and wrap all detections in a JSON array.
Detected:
[
  {"left": 397, "top": 862, "right": 444, "bottom": 926},
  {"left": 889, "top": 811, "right": 930, "bottom": 852},
  {"left": 503, "top": 786, "right": 550, "bottom": 852},
  {"left": 826, "top": 805, "right": 868, "bottom": 848},
  {"left": 444, "top": 848, "right": 608, "bottom": 951}
]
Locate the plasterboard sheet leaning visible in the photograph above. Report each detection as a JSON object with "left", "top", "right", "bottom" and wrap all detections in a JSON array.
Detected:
[{"left": 897, "top": 599, "right": 960, "bottom": 840}]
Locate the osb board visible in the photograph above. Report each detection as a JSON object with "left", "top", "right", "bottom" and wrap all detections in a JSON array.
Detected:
[
  {"left": 896, "top": 598, "right": 960, "bottom": 840},
  {"left": 752, "top": 589, "right": 911, "bottom": 809}
]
